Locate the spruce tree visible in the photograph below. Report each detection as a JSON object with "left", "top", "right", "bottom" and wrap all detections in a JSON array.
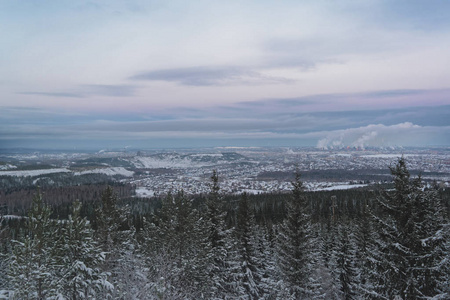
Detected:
[
  {"left": 142, "top": 190, "right": 208, "bottom": 298},
  {"left": 354, "top": 202, "right": 380, "bottom": 298},
  {"left": 374, "top": 157, "right": 448, "bottom": 299},
  {"left": 0, "top": 210, "right": 9, "bottom": 294},
  {"left": 277, "top": 172, "right": 319, "bottom": 298},
  {"left": 57, "top": 200, "right": 111, "bottom": 299},
  {"left": 95, "top": 186, "right": 134, "bottom": 298},
  {"left": 252, "top": 223, "right": 279, "bottom": 299},
  {"left": 204, "top": 170, "right": 230, "bottom": 298},
  {"left": 336, "top": 224, "right": 358, "bottom": 300},
  {"left": 95, "top": 186, "right": 126, "bottom": 252},
  {"left": 8, "top": 190, "right": 59, "bottom": 299},
  {"left": 235, "top": 192, "right": 262, "bottom": 299},
  {"left": 320, "top": 221, "right": 340, "bottom": 299}
]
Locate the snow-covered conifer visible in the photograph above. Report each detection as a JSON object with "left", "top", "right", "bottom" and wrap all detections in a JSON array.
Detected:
[
  {"left": 8, "top": 191, "right": 59, "bottom": 299},
  {"left": 373, "top": 157, "right": 448, "bottom": 298},
  {"left": 204, "top": 170, "right": 232, "bottom": 298},
  {"left": 277, "top": 172, "right": 320, "bottom": 298},
  {"left": 353, "top": 202, "right": 380, "bottom": 298},
  {"left": 336, "top": 224, "right": 358, "bottom": 300},
  {"left": 234, "top": 192, "right": 262, "bottom": 299},
  {"left": 95, "top": 186, "right": 135, "bottom": 298},
  {"left": 56, "top": 200, "right": 112, "bottom": 299},
  {"left": 142, "top": 190, "right": 209, "bottom": 298}
]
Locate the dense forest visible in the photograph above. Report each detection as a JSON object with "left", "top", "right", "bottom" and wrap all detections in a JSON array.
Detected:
[{"left": 0, "top": 158, "right": 449, "bottom": 299}]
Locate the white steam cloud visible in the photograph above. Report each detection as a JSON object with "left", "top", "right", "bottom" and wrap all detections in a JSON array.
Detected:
[{"left": 316, "top": 122, "right": 445, "bottom": 149}]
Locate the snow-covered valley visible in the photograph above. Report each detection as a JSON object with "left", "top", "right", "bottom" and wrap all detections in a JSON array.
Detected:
[{"left": 0, "top": 147, "right": 449, "bottom": 196}]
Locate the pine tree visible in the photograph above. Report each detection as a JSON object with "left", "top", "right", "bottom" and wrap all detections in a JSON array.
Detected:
[
  {"left": 336, "top": 224, "right": 358, "bottom": 300},
  {"left": 108, "top": 227, "right": 148, "bottom": 300},
  {"left": 95, "top": 186, "right": 127, "bottom": 252},
  {"left": 142, "top": 190, "right": 208, "bottom": 298},
  {"left": 320, "top": 221, "right": 340, "bottom": 299},
  {"left": 95, "top": 186, "right": 134, "bottom": 298},
  {"left": 57, "top": 200, "right": 112, "bottom": 299},
  {"left": 354, "top": 202, "right": 380, "bottom": 298},
  {"left": 234, "top": 192, "right": 262, "bottom": 299},
  {"left": 204, "top": 170, "right": 231, "bottom": 298},
  {"left": 277, "top": 172, "right": 319, "bottom": 298},
  {"left": 0, "top": 209, "right": 9, "bottom": 295},
  {"left": 8, "top": 190, "right": 59, "bottom": 299},
  {"left": 373, "top": 157, "right": 448, "bottom": 299}
]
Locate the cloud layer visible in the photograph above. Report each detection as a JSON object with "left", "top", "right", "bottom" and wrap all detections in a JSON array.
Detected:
[
  {"left": 19, "top": 85, "right": 137, "bottom": 98},
  {"left": 1, "top": 90, "right": 449, "bottom": 149},
  {"left": 1, "top": 1, "right": 450, "bottom": 149},
  {"left": 129, "top": 66, "right": 293, "bottom": 86}
]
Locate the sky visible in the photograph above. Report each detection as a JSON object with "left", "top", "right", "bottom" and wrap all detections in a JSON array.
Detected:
[{"left": 1, "top": 0, "right": 450, "bottom": 150}]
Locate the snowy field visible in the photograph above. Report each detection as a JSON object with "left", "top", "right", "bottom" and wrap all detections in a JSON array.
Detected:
[
  {"left": 360, "top": 154, "right": 420, "bottom": 158},
  {"left": 0, "top": 168, "right": 71, "bottom": 177},
  {"left": 313, "top": 183, "right": 368, "bottom": 191},
  {"left": 0, "top": 164, "right": 16, "bottom": 171},
  {"left": 134, "top": 187, "right": 156, "bottom": 197},
  {"left": 132, "top": 156, "right": 208, "bottom": 169},
  {"left": 0, "top": 167, "right": 134, "bottom": 178},
  {"left": 74, "top": 167, "right": 134, "bottom": 177}
]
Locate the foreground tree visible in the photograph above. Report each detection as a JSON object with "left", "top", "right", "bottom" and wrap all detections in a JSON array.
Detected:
[
  {"left": 142, "top": 190, "right": 209, "bottom": 298},
  {"left": 354, "top": 203, "right": 380, "bottom": 298},
  {"left": 95, "top": 186, "right": 135, "bottom": 298},
  {"left": 57, "top": 200, "right": 111, "bottom": 299},
  {"left": 374, "top": 157, "right": 448, "bottom": 299},
  {"left": 0, "top": 209, "right": 9, "bottom": 294},
  {"left": 335, "top": 224, "right": 358, "bottom": 300},
  {"left": 8, "top": 191, "right": 59, "bottom": 299},
  {"left": 277, "top": 172, "right": 320, "bottom": 298},
  {"left": 234, "top": 192, "right": 262, "bottom": 299},
  {"left": 203, "top": 170, "right": 231, "bottom": 297}
]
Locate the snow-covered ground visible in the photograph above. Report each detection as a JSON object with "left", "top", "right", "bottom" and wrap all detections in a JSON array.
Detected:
[
  {"left": 1, "top": 148, "right": 448, "bottom": 197},
  {"left": 360, "top": 154, "right": 419, "bottom": 158},
  {"left": 132, "top": 156, "right": 215, "bottom": 169},
  {"left": 240, "top": 188, "right": 265, "bottom": 195},
  {"left": 0, "top": 290, "right": 12, "bottom": 299},
  {"left": 0, "top": 168, "right": 71, "bottom": 177},
  {"left": 0, "top": 167, "right": 134, "bottom": 178},
  {"left": 1, "top": 215, "right": 25, "bottom": 220},
  {"left": 305, "top": 182, "right": 368, "bottom": 191},
  {"left": 74, "top": 167, "right": 134, "bottom": 177},
  {"left": 0, "top": 164, "right": 16, "bottom": 171},
  {"left": 314, "top": 183, "right": 368, "bottom": 191},
  {"left": 135, "top": 187, "right": 156, "bottom": 197},
  {"left": 190, "top": 153, "right": 223, "bottom": 158}
]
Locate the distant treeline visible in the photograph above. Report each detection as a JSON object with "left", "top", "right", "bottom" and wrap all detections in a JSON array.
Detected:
[
  {"left": 256, "top": 168, "right": 448, "bottom": 182},
  {"left": 0, "top": 172, "right": 132, "bottom": 191},
  {"left": 0, "top": 183, "right": 134, "bottom": 217}
]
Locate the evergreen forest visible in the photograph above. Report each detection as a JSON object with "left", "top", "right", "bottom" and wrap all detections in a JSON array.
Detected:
[{"left": 0, "top": 158, "right": 449, "bottom": 299}]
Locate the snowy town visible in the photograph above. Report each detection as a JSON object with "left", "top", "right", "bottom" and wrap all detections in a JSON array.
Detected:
[{"left": 1, "top": 147, "right": 449, "bottom": 197}]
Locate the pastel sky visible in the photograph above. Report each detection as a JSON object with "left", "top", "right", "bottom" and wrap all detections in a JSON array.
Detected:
[{"left": 1, "top": 0, "right": 450, "bottom": 150}]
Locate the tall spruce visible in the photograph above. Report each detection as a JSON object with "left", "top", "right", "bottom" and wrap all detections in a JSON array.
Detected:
[
  {"left": 235, "top": 192, "right": 262, "bottom": 299},
  {"left": 277, "top": 172, "right": 319, "bottom": 298},
  {"left": 57, "top": 200, "right": 111, "bottom": 299},
  {"left": 143, "top": 190, "right": 208, "bottom": 298},
  {"left": 204, "top": 170, "right": 230, "bottom": 297},
  {"left": 336, "top": 224, "right": 358, "bottom": 300},
  {"left": 354, "top": 202, "right": 380, "bottom": 298},
  {"left": 373, "top": 157, "right": 448, "bottom": 299},
  {"left": 0, "top": 209, "right": 8, "bottom": 294},
  {"left": 8, "top": 190, "right": 59, "bottom": 299},
  {"left": 320, "top": 221, "right": 340, "bottom": 299},
  {"left": 95, "top": 186, "right": 134, "bottom": 298}
]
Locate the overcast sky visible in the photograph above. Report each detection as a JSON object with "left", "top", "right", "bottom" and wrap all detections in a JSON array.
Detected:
[{"left": 1, "top": 0, "right": 449, "bottom": 150}]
